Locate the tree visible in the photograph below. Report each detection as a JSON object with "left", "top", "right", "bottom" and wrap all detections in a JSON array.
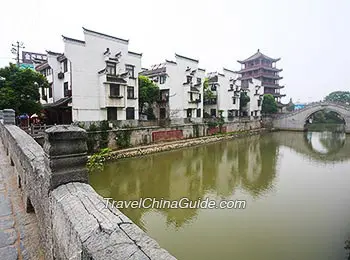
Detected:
[
  {"left": 324, "top": 91, "right": 350, "bottom": 105},
  {"left": 262, "top": 94, "right": 278, "bottom": 114},
  {"left": 240, "top": 91, "right": 250, "bottom": 111},
  {"left": 138, "top": 75, "right": 159, "bottom": 114},
  {"left": 203, "top": 78, "right": 214, "bottom": 101},
  {"left": 0, "top": 63, "right": 48, "bottom": 115}
]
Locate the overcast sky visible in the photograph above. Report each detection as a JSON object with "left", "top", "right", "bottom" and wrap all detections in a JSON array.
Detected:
[{"left": 1, "top": 0, "right": 349, "bottom": 103}]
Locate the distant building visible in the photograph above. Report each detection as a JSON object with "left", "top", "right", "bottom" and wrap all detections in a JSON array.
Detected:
[
  {"left": 36, "top": 27, "right": 142, "bottom": 124},
  {"left": 245, "top": 78, "right": 264, "bottom": 118},
  {"left": 204, "top": 69, "right": 241, "bottom": 120},
  {"left": 235, "top": 49, "right": 286, "bottom": 110},
  {"left": 141, "top": 54, "right": 206, "bottom": 124}
]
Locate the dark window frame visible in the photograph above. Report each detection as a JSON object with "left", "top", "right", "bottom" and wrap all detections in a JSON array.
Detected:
[
  {"left": 110, "top": 84, "right": 120, "bottom": 97},
  {"left": 159, "top": 75, "right": 166, "bottom": 84},
  {"left": 64, "top": 82, "right": 69, "bottom": 97},
  {"left": 126, "top": 107, "right": 135, "bottom": 120},
  {"left": 127, "top": 86, "right": 135, "bottom": 99},
  {"left": 106, "top": 62, "right": 116, "bottom": 75},
  {"left": 125, "top": 64, "right": 135, "bottom": 78},
  {"left": 63, "top": 60, "right": 68, "bottom": 73}
]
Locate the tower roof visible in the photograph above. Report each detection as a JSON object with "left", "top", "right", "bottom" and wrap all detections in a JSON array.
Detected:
[{"left": 238, "top": 49, "right": 280, "bottom": 64}]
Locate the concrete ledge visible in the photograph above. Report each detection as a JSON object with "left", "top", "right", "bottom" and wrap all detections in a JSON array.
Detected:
[
  {"left": 52, "top": 182, "right": 176, "bottom": 260},
  {"left": 0, "top": 121, "right": 176, "bottom": 259}
]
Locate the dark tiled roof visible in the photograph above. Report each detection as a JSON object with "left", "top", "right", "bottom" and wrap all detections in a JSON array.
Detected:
[
  {"left": 198, "top": 68, "right": 205, "bottom": 72},
  {"left": 238, "top": 49, "right": 280, "bottom": 64},
  {"left": 43, "top": 97, "right": 72, "bottom": 108},
  {"left": 140, "top": 67, "right": 166, "bottom": 76},
  {"left": 46, "top": 50, "right": 63, "bottom": 56},
  {"left": 128, "top": 51, "right": 142, "bottom": 56},
  {"left": 83, "top": 27, "right": 129, "bottom": 43},
  {"left": 62, "top": 35, "right": 85, "bottom": 44},
  {"left": 35, "top": 62, "right": 49, "bottom": 71},
  {"left": 175, "top": 53, "right": 199, "bottom": 63},
  {"left": 235, "top": 66, "right": 282, "bottom": 74},
  {"left": 223, "top": 67, "right": 235, "bottom": 73},
  {"left": 166, "top": 59, "right": 177, "bottom": 64}
]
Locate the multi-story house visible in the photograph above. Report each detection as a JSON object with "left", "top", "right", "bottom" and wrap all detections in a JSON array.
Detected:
[
  {"left": 235, "top": 49, "right": 285, "bottom": 109},
  {"left": 243, "top": 78, "right": 264, "bottom": 118},
  {"left": 36, "top": 27, "right": 142, "bottom": 124},
  {"left": 141, "top": 54, "right": 205, "bottom": 123},
  {"left": 204, "top": 68, "right": 241, "bottom": 120}
]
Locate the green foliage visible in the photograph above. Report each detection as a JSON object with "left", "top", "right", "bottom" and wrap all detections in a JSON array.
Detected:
[
  {"left": 99, "top": 120, "right": 111, "bottom": 149},
  {"left": 203, "top": 78, "right": 214, "bottom": 101},
  {"left": 145, "top": 107, "right": 156, "bottom": 120},
  {"left": 87, "top": 148, "right": 112, "bottom": 173},
  {"left": 116, "top": 128, "right": 133, "bottom": 149},
  {"left": 324, "top": 91, "right": 350, "bottom": 104},
  {"left": 240, "top": 91, "right": 250, "bottom": 111},
  {"left": 310, "top": 110, "right": 344, "bottom": 124},
  {"left": 0, "top": 63, "right": 49, "bottom": 114},
  {"left": 262, "top": 94, "right": 278, "bottom": 114},
  {"left": 138, "top": 75, "right": 160, "bottom": 114}
]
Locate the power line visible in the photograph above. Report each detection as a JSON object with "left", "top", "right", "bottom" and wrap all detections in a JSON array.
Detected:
[{"left": 11, "top": 41, "right": 25, "bottom": 66}]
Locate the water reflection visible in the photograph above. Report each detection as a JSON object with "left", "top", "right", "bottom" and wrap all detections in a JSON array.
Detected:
[
  {"left": 90, "top": 131, "right": 350, "bottom": 260},
  {"left": 91, "top": 135, "right": 279, "bottom": 228}
]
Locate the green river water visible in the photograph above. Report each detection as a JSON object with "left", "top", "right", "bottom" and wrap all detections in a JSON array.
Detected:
[{"left": 90, "top": 128, "right": 350, "bottom": 260}]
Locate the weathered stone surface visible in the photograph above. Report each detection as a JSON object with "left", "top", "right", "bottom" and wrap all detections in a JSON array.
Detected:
[
  {"left": 3, "top": 109, "right": 15, "bottom": 125},
  {"left": 0, "top": 229, "right": 16, "bottom": 247},
  {"left": 1, "top": 119, "right": 177, "bottom": 260},
  {"left": 0, "top": 193, "right": 12, "bottom": 217},
  {"left": 0, "top": 245, "right": 18, "bottom": 260},
  {"left": 0, "top": 216, "right": 15, "bottom": 229}
]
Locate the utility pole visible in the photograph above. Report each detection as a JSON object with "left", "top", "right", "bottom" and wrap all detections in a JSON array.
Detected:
[{"left": 11, "top": 41, "right": 25, "bottom": 66}]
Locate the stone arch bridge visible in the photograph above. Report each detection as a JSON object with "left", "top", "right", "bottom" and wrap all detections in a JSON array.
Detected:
[{"left": 273, "top": 102, "right": 350, "bottom": 133}]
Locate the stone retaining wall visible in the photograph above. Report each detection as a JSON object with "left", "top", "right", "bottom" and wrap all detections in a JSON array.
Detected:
[
  {"left": 87, "top": 119, "right": 261, "bottom": 152},
  {"left": 105, "top": 128, "right": 267, "bottom": 161},
  {"left": 0, "top": 109, "right": 176, "bottom": 260}
]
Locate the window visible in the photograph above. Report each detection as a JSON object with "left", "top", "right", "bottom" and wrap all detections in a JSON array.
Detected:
[
  {"left": 106, "top": 62, "right": 116, "bottom": 75},
  {"left": 127, "top": 86, "right": 134, "bottom": 99},
  {"left": 258, "top": 99, "right": 261, "bottom": 107},
  {"left": 251, "top": 111, "right": 254, "bottom": 116},
  {"left": 125, "top": 64, "right": 134, "bottom": 78},
  {"left": 49, "top": 83, "right": 53, "bottom": 98},
  {"left": 63, "top": 60, "right": 68, "bottom": 72},
  {"left": 197, "top": 77, "right": 201, "bottom": 84},
  {"left": 107, "top": 108, "right": 118, "bottom": 121},
  {"left": 210, "top": 109, "right": 216, "bottom": 117},
  {"left": 190, "top": 93, "right": 193, "bottom": 101},
  {"left": 126, "top": 107, "right": 135, "bottom": 120},
  {"left": 110, "top": 84, "right": 120, "bottom": 97},
  {"left": 187, "top": 109, "right": 192, "bottom": 118},
  {"left": 196, "top": 109, "right": 201, "bottom": 118},
  {"left": 64, "top": 82, "right": 69, "bottom": 97},
  {"left": 159, "top": 75, "right": 166, "bottom": 84},
  {"left": 233, "top": 97, "right": 236, "bottom": 104},
  {"left": 211, "top": 84, "right": 216, "bottom": 91},
  {"left": 160, "top": 108, "right": 166, "bottom": 119},
  {"left": 186, "top": 76, "right": 192, "bottom": 84}
]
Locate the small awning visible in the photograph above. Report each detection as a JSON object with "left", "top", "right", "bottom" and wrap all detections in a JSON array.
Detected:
[{"left": 42, "top": 97, "right": 72, "bottom": 108}]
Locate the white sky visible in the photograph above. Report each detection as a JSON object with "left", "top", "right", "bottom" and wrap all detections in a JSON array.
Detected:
[{"left": 1, "top": 0, "right": 349, "bottom": 103}]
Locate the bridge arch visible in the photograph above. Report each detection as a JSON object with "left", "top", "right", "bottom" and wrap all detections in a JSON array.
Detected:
[{"left": 273, "top": 102, "right": 350, "bottom": 133}]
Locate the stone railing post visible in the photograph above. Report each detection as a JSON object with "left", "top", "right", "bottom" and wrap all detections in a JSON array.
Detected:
[
  {"left": 43, "top": 125, "right": 88, "bottom": 190},
  {"left": 3, "top": 109, "right": 15, "bottom": 125}
]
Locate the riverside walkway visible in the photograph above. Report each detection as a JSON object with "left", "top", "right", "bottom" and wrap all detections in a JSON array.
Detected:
[{"left": 0, "top": 139, "right": 43, "bottom": 259}]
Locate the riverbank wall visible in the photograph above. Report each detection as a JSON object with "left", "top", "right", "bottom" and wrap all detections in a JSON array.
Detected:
[
  {"left": 103, "top": 128, "right": 268, "bottom": 162},
  {"left": 85, "top": 119, "right": 262, "bottom": 153},
  {"left": 0, "top": 109, "right": 176, "bottom": 260}
]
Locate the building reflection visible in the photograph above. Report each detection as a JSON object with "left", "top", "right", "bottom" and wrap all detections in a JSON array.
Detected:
[{"left": 90, "top": 134, "right": 279, "bottom": 229}]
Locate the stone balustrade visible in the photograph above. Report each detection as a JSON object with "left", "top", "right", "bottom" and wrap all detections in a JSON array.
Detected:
[{"left": 0, "top": 109, "right": 176, "bottom": 260}]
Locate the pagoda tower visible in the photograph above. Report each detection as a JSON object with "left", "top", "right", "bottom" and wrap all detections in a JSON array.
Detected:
[{"left": 236, "top": 49, "right": 285, "bottom": 104}]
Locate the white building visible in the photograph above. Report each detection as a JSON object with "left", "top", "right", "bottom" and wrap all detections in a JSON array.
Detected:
[
  {"left": 243, "top": 78, "right": 264, "bottom": 118},
  {"left": 141, "top": 54, "right": 205, "bottom": 123},
  {"left": 204, "top": 68, "right": 241, "bottom": 120},
  {"left": 36, "top": 27, "right": 142, "bottom": 124}
]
